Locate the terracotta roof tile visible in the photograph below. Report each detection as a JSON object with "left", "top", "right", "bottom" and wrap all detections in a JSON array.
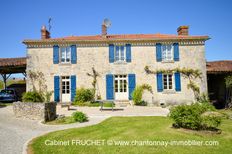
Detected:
[
  {"left": 0, "top": 57, "right": 27, "bottom": 67},
  {"left": 49, "top": 33, "right": 209, "bottom": 40},
  {"left": 207, "top": 61, "right": 232, "bottom": 73},
  {"left": 23, "top": 33, "right": 209, "bottom": 43}
]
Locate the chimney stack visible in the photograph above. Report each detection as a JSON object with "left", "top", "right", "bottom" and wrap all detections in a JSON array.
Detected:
[
  {"left": 177, "top": 26, "right": 189, "bottom": 36},
  {"left": 102, "top": 24, "right": 107, "bottom": 36},
  {"left": 41, "top": 25, "right": 50, "bottom": 39}
]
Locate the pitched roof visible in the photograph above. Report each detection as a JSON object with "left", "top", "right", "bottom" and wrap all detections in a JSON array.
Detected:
[
  {"left": 207, "top": 61, "right": 232, "bottom": 73},
  {"left": 0, "top": 57, "right": 27, "bottom": 74},
  {"left": 54, "top": 34, "right": 209, "bottom": 40},
  {"left": 23, "top": 33, "right": 209, "bottom": 44},
  {"left": 0, "top": 57, "right": 26, "bottom": 67}
]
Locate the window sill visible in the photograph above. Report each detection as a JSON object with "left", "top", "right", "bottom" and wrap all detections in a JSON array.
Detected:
[
  {"left": 161, "top": 60, "right": 175, "bottom": 63},
  {"left": 162, "top": 90, "right": 176, "bottom": 94},
  {"left": 113, "top": 61, "right": 127, "bottom": 65},
  {"left": 59, "top": 63, "right": 72, "bottom": 66}
]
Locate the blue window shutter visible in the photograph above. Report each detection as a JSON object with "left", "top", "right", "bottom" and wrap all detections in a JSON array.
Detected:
[
  {"left": 109, "top": 44, "right": 114, "bottom": 63},
  {"left": 71, "top": 75, "right": 76, "bottom": 101},
  {"left": 156, "top": 43, "right": 162, "bottom": 62},
  {"left": 128, "top": 74, "right": 136, "bottom": 100},
  {"left": 157, "top": 73, "right": 163, "bottom": 92},
  {"left": 53, "top": 45, "right": 59, "bottom": 64},
  {"left": 71, "top": 45, "right": 77, "bottom": 64},
  {"left": 173, "top": 43, "right": 179, "bottom": 61},
  {"left": 175, "top": 72, "right": 181, "bottom": 91},
  {"left": 106, "top": 74, "right": 114, "bottom": 100},
  {"left": 54, "top": 76, "right": 60, "bottom": 102},
  {"left": 126, "top": 44, "right": 131, "bottom": 62}
]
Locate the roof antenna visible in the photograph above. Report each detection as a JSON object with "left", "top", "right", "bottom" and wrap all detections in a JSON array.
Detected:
[{"left": 48, "top": 17, "right": 52, "bottom": 32}]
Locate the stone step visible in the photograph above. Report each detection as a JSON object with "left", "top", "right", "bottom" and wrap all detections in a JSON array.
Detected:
[{"left": 114, "top": 100, "right": 132, "bottom": 107}]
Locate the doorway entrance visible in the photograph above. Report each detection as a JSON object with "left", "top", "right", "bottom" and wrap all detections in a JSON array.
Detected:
[
  {"left": 61, "top": 76, "right": 71, "bottom": 102},
  {"left": 114, "top": 75, "right": 128, "bottom": 100}
]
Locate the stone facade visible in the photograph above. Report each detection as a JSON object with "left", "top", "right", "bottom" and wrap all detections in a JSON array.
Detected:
[
  {"left": 26, "top": 42, "right": 207, "bottom": 105},
  {"left": 13, "top": 102, "right": 57, "bottom": 121},
  {"left": 23, "top": 25, "right": 209, "bottom": 106}
]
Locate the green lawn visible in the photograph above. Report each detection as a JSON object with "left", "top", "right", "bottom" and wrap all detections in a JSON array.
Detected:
[
  {"left": 0, "top": 79, "right": 25, "bottom": 89},
  {"left": 43, "top": 116, "right": 77, "bottom": 125},
  {"left": 0, "top": 102, "right": 13, "bottom": 107},
  {"left": 29, "top": 116, "right": 232, "bottom": 154}
]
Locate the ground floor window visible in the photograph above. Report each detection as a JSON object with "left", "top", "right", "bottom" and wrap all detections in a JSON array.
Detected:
[
  {"left": 163, "top": 74, "right": 173, "bottom": 90},
  {"left": 61, "top": 76, "right": 70, "bottom": 94},
  {"left": 114, "top": 75, "right": 127, "bottom": 92},
  {"left": 61, "top": 76, "right": 70, "bottom": 102},
  {"left": 114, "top": 75, "right": 128, "bottom": 100}
]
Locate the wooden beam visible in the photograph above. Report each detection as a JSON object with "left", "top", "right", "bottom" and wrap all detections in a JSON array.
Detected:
[{"left": 0, "top": 73, "right": 11, "bottom": 89}]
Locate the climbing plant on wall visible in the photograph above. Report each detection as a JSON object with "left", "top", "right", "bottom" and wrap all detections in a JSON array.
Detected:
[
  {"left": 27, "top": 70, "right": 53, "bottom": 102},
  {"left": 144, "top": 66, "right": 202, "bottom": 100},
  {"left": 87, "top": 67, "right": 101, "bottom": 100}
]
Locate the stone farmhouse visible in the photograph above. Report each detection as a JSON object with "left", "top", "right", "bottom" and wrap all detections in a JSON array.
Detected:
[{"left": 23, "top": 23, "right": 209, "bottom": 105}]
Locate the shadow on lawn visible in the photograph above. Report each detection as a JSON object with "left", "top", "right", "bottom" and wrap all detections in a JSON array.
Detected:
[
  {"left": 0, "top": 103, "right": 7, "bottom": 108},
  {"left": 0, "top": 102, "right": 12, "bottom": 108}
]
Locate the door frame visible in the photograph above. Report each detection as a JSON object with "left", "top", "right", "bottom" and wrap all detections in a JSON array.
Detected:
[
  {"left": 114, "top": 74, "right": 128, "bottom": 100},
  {"left": 60, "top": 76, "right": 71, "bottom": 102}
]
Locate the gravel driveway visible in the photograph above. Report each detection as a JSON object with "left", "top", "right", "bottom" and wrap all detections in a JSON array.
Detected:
[
  {"left": 0, "top": 105, "right": 169, "bottom": 154},
  {"left": 0, "top": 106, "right": 107, "bottom": 154}
]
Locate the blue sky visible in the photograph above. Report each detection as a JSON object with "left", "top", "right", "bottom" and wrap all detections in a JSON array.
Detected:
[{"left": 0, "top": 0, "right": 232, "bottom": 61}]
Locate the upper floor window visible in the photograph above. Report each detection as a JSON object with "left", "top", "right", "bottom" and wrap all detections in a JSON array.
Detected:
[
  {"left": 163, "top": 74, "right": 173, "bottom": 90},
  {"left": 60, "top": 47, "right": 71, "bottom": 63},
  {"left": 162, "top": 45, "right": 173, "bottom": 61},
  {"left": 115, "top": 46, "right": 125, "bottom": 62}
]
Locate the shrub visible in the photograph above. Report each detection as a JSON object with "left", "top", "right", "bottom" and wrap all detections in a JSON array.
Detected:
[
  {"left": 169, "top": 102, "right": 222, "bottom": 130},
  {"left": 73, "top": 88, "right": 94, "bottom": 105},
  {"left": 132, "top": 86, "right": 143, "bottom": 105},
  {"left": 22, "top": 91, "right": 44, "bottom": 102},
  {"left": 201, "top": 112, "right": 222, "bottom": 130},
  {"left": 197, "top": 93, "right": 210, "bottom": 104},
  {"left": 44, "top": 91, "right": 53, "bottom": 103},
  {"left": 132, "top": 84, "right": 152, "bottom": 105},
  {"left": 72, "top": 111, "right": 88, "bottom": 123}
]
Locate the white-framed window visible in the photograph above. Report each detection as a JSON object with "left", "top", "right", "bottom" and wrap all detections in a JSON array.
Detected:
[
  {"left": 115, "top": 46, "right": 126, "bottom": 62},
  {"left": 163, "top": 74, "right": 173, "bottom": 90},
  {"left": 60, "top": 47, "right": 71, "bottom": 63},
  {"left": 114, "top": 75, "right": 127, "bottom": 93},
  {"left": 162, "top": 44, "right": 173, "bottom": 61},
  {"left": 61, "top": 76, "right": 70, "bottom": 94}
]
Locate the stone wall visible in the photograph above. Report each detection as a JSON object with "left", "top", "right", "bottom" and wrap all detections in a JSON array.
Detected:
[
  {"left": 13, "top": 102, "right": 56, "bottom": 121},
  {"left": 26, "top": 43, "right": 207, "bottom": 105}
]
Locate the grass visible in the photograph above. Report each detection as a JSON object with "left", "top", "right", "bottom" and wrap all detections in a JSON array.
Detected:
[
  {"left": 217, "top": 109, "right": 232, "bottom": 119},
  {"left": 0, "top": 79, "right": 26, "bottom": 89},
  {"left": 0, "top": 102, "right": 13, "bottom": 107},
  {"left": 43, "top": 116, "right": 76, "bottom": 125},
  {"left": 73, "top": 101, "right": 115, "bottom": 107},
  {"left": 29, "top": 116, "right": 232, "bottom": 154}
]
